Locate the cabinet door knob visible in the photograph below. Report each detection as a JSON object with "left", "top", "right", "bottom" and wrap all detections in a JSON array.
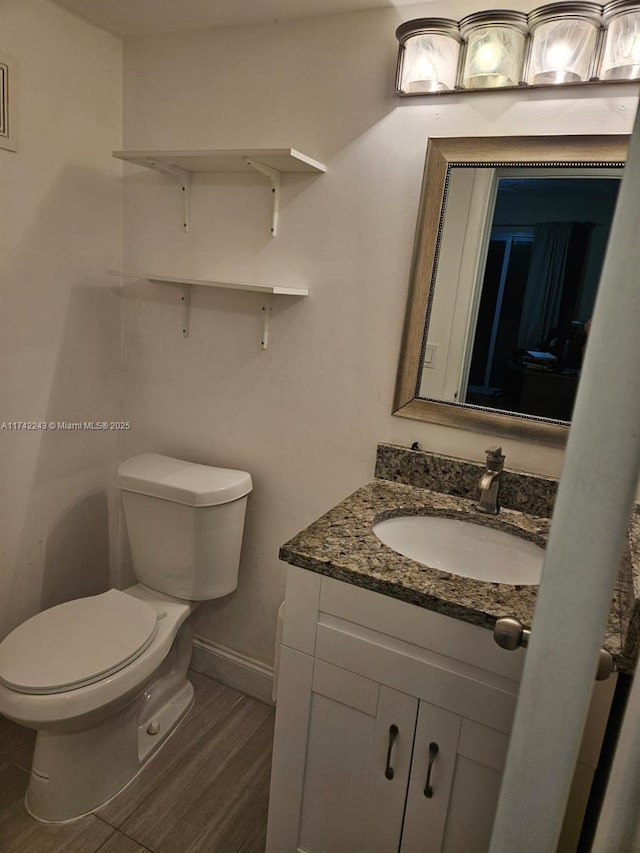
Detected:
[
  {"left": 385, "top": 724, "right": 399, "bottom": 780},
  {"left": 423, "top": 741, "right": 439, "bottom": 798}
]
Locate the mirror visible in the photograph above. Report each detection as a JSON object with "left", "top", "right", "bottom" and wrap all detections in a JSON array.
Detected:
[{"left": 394, "top": 135, "right": 629, "bottom": 447}]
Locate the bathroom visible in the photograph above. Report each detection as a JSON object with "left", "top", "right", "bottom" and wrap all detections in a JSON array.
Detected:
[{"left": 1, "top": 0, "right": 639, "bottom": 849}]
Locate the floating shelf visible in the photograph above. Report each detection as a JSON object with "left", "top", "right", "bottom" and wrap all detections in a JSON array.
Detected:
[
  {"left": 109, "top": 269, "right": 309, "bottom": 348},
  {"left": 109, "top": 270, "right": 309, "bottom": 296},
  {"left": 113, "top": 147, "right": 326, "bottom": 236},
  {"left": 112, "top": 148, "right": 326, "bottom": 173}
]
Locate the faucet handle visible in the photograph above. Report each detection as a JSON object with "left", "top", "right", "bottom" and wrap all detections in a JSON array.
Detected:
[{"left": 485, "top": 446, "right": 504, "bottom": 460}]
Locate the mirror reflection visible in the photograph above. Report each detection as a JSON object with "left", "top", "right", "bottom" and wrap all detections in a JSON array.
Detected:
[
  {"left": 393, "top": 135, "right": 629, "bottom": 447},
  {"left": 420, "top": 169, "right": 621, "bottom": 421}
]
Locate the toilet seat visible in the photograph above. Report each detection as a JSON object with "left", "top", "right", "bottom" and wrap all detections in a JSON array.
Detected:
[{"left": 0, "top": 590, "right": 161, "bottom": 695}]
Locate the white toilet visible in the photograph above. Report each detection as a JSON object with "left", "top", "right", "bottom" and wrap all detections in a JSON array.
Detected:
[{"left": 0, "top": 453, "right": 252, "bottom": 823}]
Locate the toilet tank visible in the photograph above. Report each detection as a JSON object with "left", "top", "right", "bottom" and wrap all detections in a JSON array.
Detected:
[{"left": 117, "top": 454, "right": 253, "bottom": 601}]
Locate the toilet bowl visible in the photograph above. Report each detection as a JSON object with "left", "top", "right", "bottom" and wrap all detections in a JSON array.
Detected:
[
  {"left": 0, "top": 584, "right": 195, "bottom": 821},
  {"left": 0, "top": 453, "right": 252, "bottom": 822}
]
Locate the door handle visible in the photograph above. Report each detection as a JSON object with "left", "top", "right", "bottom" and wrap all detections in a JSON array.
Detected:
[
  {"left": 493, "top": 616, "right": 615, "bottom": 681},
  {"left": 424, "top": 741, "right": 439, "bottom": 798},
  {"left": 385, "top": 724, "right": 399, "bottom": 780}
]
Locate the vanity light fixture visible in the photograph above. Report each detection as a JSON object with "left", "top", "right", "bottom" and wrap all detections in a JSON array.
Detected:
[
  {"left": 396, "top": 2, "right": 640, "bottom": 94},
  {"left": 601, "top": 0, "right": 640, "bottom": 78},
  {"left": 526, "top": 2, "right": 603, "bottom": 84},
  {"left": 395, "top": 19, "right": 462, "bottom": 93},
  {"left": 460, "top": 10, "right": 529, "bottom": 87}
]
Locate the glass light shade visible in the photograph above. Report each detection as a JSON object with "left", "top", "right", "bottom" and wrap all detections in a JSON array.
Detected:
[
  {"left": 527, "top": 3, "right": 602, "bottom": 85},
  {"left": 460, "top": 12, "right": 528, "bottom": 88},
  {"left": 601, "top": 1, "right": 640, "bottom": 79},
  {"left": 396, "top": 20, "right": 462, "bottom": 93}
]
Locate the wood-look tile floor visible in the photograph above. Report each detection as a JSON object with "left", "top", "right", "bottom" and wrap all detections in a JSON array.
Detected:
[{"left": 0, "top": 672, "right": 275, "bottom": 853}]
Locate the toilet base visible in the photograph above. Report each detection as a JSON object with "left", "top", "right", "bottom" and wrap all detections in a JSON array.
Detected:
[{"left": 25, "top": 624, "right": 194, "bottom": 823}]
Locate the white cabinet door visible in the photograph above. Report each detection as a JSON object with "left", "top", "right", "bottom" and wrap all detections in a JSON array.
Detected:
[
  {"left": 440, "top": 719, "right": 509, "bottom": 852},
  {"left": 402, "top": 703, "right": 509, "bottom": 853},
  {"left": 400, "top": 701, "right": 462, "bottom": 853},
  {"left": 297, "top": 663, "right": 417, "bottom": 853},
  {"left": 361, "top": 685, "right": 420, "bottom": 853}
]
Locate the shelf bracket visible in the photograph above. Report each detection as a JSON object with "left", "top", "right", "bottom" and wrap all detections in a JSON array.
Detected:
[
  {"left": 147, "top": 160, "right": 192, "bottom": 232},
  {"left": 180, "top": 284, "right": 191, "bottom": 338},
  {"left": 261, "top": 296, "right": 273, "bottom": 350},
  {"left": 245, "top": 158, "right": 281, "bottom": 237},
  {"left": 149, "top": 278, "right": 191, "bottom": 337}
]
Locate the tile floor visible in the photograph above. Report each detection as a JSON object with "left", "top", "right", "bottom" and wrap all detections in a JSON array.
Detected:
[{"left": 0, "top": 672, "right": 274, "bottom": 852}]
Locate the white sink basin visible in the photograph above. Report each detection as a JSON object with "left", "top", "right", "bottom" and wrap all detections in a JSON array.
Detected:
[{"left": 373, "top": 515, "right": 543, "bottom": 585}]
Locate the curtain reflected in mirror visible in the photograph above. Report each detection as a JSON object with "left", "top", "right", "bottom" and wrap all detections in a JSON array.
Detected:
[{"left": 462, "top": 177, "right": 620, "bottom": 420}]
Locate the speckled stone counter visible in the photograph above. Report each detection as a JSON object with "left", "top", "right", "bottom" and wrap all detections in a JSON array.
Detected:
[
  {"left": 375, "top": 442, "right": 558, "bottom": 517},
  {"left": 280, "top": 448, "right": 640, "bottom": 674}
]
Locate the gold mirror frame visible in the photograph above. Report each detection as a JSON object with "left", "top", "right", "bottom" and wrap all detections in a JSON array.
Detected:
[{"left": 393, "top": 134, "right": 629, "bottom": 447}]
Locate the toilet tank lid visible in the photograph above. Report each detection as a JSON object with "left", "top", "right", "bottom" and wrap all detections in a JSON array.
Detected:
[{"left": 117, "top": 453, "right": 253, "bottom": 506}]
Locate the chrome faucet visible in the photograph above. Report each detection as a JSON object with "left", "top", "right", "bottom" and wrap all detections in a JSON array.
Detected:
[{"left": 478, "top": 446, "right": 505, "bottom": 514}]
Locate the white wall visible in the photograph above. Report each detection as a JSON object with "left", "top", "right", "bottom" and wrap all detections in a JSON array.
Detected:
[
  {"left": 120, "top": 3, "right": 638, "bottom": 665},
  {"left": 0, "top": 0, "right": 122, "bottom": 638}
]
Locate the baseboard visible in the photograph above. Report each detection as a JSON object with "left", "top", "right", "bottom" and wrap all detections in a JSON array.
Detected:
[{"left": 191, "top": 636, "right": 275, "bottom": 706}]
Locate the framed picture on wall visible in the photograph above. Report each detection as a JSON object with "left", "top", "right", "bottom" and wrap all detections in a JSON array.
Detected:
[{"left": 0, "top": 52, "right": 18, "bottom": 152}]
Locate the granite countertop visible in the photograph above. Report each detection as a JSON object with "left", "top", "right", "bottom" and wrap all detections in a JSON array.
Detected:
[{"left": 280, "top": 476, "right": 640, "bottom": 674}]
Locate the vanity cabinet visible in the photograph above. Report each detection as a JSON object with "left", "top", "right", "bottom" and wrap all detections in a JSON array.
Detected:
[
  {"left": 295, "top": 665, "right": 503, "bottom": 853},
  {"left": 266, "top": 566, "right": 615, "bottom": 853}
]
